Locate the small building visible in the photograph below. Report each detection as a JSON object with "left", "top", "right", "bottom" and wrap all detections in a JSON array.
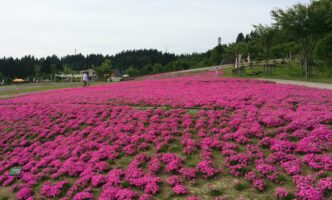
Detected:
[{"left": 110, "top": 69, "right": 122, "bottom": 82}]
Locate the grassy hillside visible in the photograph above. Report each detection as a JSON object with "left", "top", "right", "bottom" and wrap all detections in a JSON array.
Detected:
[{"left": 223, "top": 63, "right": 332, "bottom": 84}]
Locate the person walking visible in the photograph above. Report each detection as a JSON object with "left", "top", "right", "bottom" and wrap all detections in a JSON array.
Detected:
[{"left": 82, "top": 72, "right": 88, "bottom": 87}]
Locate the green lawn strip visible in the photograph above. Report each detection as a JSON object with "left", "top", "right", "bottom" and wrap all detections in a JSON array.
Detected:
[
  {"left": 222, "top": 64, "right": 332, "bottom": 84},
  {"left": 0, "top": 82, "right": 107, "bottom": 99}
]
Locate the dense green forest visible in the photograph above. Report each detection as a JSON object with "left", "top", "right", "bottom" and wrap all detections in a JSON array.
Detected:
[
  {"left": 0, "top": 0, "right": 331, "bottom": 82},
  {"left": 0, "top": 50, "right": 180, "bottom": 81}
]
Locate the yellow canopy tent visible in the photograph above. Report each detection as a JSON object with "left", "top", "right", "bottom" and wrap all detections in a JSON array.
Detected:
[{"left": 12, "top": 78, "right": 25, "bottom": 83}]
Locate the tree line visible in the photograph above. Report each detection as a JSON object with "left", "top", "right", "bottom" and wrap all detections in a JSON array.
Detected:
[
  {"left": 0, "top": 50, "right": 180, "bottom": 81},
  {"left": 228, "top": 0, "right": 332, "bottom": 78},
  {"left": 1, "top": 0, "right": 331, "bottom": 81},
  {"left": 172, "top": 0, "right": 332, "bottom": 79}
]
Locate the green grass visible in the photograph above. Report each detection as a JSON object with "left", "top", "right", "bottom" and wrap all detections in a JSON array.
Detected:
[
  {"left": 0, "top": 82, "right": 108, "bottom": 99},
  {"left": 223, "top": 64, "right": 332, "bottom": 84},
  {"left": 234, "top": 182, "right": 247, "bottom": 191}
]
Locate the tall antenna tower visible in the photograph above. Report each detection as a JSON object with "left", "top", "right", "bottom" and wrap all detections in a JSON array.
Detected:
[{"left": 218, "top": 37, "right": 222, "bottom": 46}]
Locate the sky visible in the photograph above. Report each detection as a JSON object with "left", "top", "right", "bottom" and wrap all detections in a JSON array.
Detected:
[{"left": 0, "top": 0, "right": 310, "bottom": 58}]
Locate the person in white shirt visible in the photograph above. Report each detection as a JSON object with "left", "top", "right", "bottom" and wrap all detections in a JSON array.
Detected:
[{"left": 82, "top": 72, "right": 89, "bottom": 87}]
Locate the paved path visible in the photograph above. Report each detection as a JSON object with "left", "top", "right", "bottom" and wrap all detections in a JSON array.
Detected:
[{"left": 255, "top": 78, "right": 332, "bottom": 90}]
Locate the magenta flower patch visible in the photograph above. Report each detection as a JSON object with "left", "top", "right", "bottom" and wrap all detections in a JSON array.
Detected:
[{"left": 0, "top": 72, "right": 331, "bottom": 199}]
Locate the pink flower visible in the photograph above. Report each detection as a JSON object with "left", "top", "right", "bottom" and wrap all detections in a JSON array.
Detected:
[
  {"left": 275, "top": 187, "right": 288, "bottom": 199},
  {"left": 17, "top": 187, "right": 33, "bottom": 200},
  {"left": 256, "top": 163, "right": 278, "bottom": 181},
  {"left": 1, "top": 70, "right": 332, "bottom": 199},
  {"left": 179, "top": 167, "right": 197, "bottom": 180},
  {"left": 99, "top": 187, "right": 138, "bottom": 200},
  {"left": 317, "top": 177, "right": 332, "bottom": 192},
  {"left": 172, "top": 184, "right": 187, "bottom": 195},
  {"left": 161, "top": 153, "right": 183, "bottom": 173},
  {"left": 107, "top": 169, "right": 123, "bottom": 186},
  {"left": 139, "top": 194, "right": 152, "bottom": 200},
  {"left": 197, "top": 160, "right": 218, "bottom": 178},
  {"left": 253, "top": 179, "right": 265, "bottom": 191},
  {"left": 41, "top": 181, "right": 68, "bottom": 198},
  {"left": 245, "top": 171, "right": 256, "bottom": 182},
  {"left": 91, "top": 174, "right": 106, "bottom": 187},
  {"left": 73, "top": 191, "right": 93, "bottom": 200},
  {"left": 167, "top": 176, "right": 181, "bottom": 186},
  {"left": 293, "top": 175, "right": 325, "bottom": 200},
  {"left": 147, "top": 157, "right": 161, "bottom": 175},
  {"left": 280, "top": 159, "right": 302, "bottom": 176}
]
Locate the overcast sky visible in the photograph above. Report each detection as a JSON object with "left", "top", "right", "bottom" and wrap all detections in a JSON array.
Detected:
[{"left": 0, "top": 0, "right": 310, "bottom": 58}]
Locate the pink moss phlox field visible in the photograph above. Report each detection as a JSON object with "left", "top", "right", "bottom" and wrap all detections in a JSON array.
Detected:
[{"left": 0, "top": 72, "right": 332, "bottom": 199}]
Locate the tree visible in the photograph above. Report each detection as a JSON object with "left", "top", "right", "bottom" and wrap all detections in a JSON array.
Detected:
[
  {"left": 125, "top": 66, "right": 139, "bottom": 77},
  {"left": 236, "top": 33, "right": 245, "bottom": 43},
  {"left": 41, "top": 56, "right": 55, "bottom": 74},
  {"left": 244, "top": 34, "right": 251, "bottom": 42},
  {"left": 225, "top": 42, "right": 249, "bottom": 65},
  {"left": 61, "top": 54, "right": 85, "bottom": 71},
  {"left": 63, "top": 64, "right": 74, "bottom": 74},
  {"left": 94, "top": 59, "right": 112, "bottom": 76},
  {"left": 110, "top": 49, "right": 178, "bottom": 71},
  {"left": 246, "top": 40, "right": 264, "bottom": 60},
  {"left": 314, "top": 34, "right": 332, "bottom": 65},
  {"left": 0, "top": 70, "right": 4, "bottom": 81},
  {"left": 253, "top": 25, "right": 277, "bottom": 61},
  {"left": 34, "top": 65, "right": 42, "bottom": 77},
  {"left": 152, "top": 63, "right": 163, "bottom": 74},
  {"left": 271, "top": 1, "right": 332, "bottom": 78},
  {"left": 209, "top": 45, "right": 224, "bottom": 65},
  {"left": 310, "top": 0, "right": 332, "bottom": 35}
]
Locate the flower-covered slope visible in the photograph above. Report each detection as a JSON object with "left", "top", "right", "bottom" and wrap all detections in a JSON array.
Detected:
[{"left": 0, "top": 73, "right": 331, "bottom": 200}]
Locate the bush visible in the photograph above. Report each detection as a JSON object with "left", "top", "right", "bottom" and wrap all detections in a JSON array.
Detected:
[{"left": 125, "top": 66, "right": 139, "bottom": 77}]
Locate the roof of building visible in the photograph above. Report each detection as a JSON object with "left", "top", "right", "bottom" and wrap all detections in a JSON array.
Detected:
[{"left": 112, "top": 69, "right": 122, "bottom": 77}]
